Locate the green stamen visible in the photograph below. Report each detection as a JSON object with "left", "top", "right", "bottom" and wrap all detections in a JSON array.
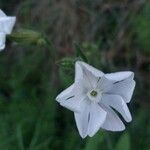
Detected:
[{"left": 90, "top": 90, "right": 98, "bottom": 97}]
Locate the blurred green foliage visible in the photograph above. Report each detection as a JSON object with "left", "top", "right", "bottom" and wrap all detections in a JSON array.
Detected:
[
  {"left": 134, "top": 2, "right": 150, "bottom": 55},
  {"left": 115, "top": 133, "right": 130, "bottom": 150},
  {"left": 0, "top": 0, "right": 150, "bottom": 150}
]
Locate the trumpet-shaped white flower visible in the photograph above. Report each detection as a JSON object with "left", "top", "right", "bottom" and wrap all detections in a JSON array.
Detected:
[
  {"left": 56, "top": 61, "right": 136, "bottom": 138},
  {"left": 0, "top": 9, "right": 16, "bottom": 50}
]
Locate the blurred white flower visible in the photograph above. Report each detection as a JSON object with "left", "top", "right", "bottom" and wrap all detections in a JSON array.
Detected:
[
  {"left": 56, "top": 61, "right": 136, "bottom": 138},
  {"left": 0, "top": 9, "right": 16, "bottom": 50}
]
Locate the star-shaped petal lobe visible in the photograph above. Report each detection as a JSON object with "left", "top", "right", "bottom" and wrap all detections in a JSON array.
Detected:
[
  {"left": 101, "top": 104, "right": 125, "bottom": 131},
  {"left": 105, "top": 72, "right": 135, "bottom": 103},
  {"left": 101, "top": 94, "right": 132, "bottom": 122}
]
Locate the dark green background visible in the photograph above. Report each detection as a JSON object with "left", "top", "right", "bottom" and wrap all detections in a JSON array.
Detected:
[{"left": 0, "top": 0, "right": 149, "bottom": 149}]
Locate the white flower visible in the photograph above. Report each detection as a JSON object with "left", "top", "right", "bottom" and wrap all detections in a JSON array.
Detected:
[
  {"left": 56, "top": 61, "right": 136, "bottom": 138},
  {"left": 0, "top": 9, "right": 16, "bottom": 50}
]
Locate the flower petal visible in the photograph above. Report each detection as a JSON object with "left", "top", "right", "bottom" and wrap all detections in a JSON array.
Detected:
[
  {"left": 0, "top": 17, "right": 16, "bottom": 34},
  {"left": 75, "top": 61, "right": 96, "bottom": 89},
  {"left": 56, "top": 82, "right": 86, "bottom": 112},
  {"left": 0, "top": 9, "right": 6, "bottom": 17},
  {"left": 0, "top": 32, "right": 6, "bottom": 50},
  {"left": 75, "top": 61, "right": 83, "bottom": 82},
  {"left": 75, "top": 61, "right": 104, "bottom": 79},
  {"left": 74, "top": 99, "right": 90, "bottom": 138},
  {"left": 101, "top": 94, "right": 132, "bottom": 122},
  {"left": 56, "top": 84, "right": 74, "bottom": 103},
  {"left": 108, "top": 78, "right": 135, "bottom": 103},
  {"left": 75, "top": 61, "right": 104, "bottom": 89},
  {"left": 105, "top": 71, "right": 134, "bottom": 82},
  {"left": 88, "top": 103, "right": 107, "bottom": 137},
  {"left": 96, "top": 76, "right": 114, "bottom": 92},
  {"left": 101, "top": 104, "right": 125, "bottom": 131}
]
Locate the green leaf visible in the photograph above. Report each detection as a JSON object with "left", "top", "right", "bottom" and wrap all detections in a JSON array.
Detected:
[
  {"left": 115, "top": 132, "right": 130, "bottom": 150},
  {"left": 74, "top": 42, "right": 88, "bottom": 63}
]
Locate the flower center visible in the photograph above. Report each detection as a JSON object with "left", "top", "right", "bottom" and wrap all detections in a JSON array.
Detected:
[
  {"left": 90, "top": 90, "right": 98, "bottom": 97},
  {"left": 87, "top": 89, "right": 102, "bottom": 103}
]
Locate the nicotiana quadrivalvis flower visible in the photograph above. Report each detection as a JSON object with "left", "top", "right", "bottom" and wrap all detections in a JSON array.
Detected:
[
  {"left": 56, "top": 61, "right": 136, "bottom": 138},
  {"left": 0, "top": 9, "right": 16, "bottom": 50}
]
